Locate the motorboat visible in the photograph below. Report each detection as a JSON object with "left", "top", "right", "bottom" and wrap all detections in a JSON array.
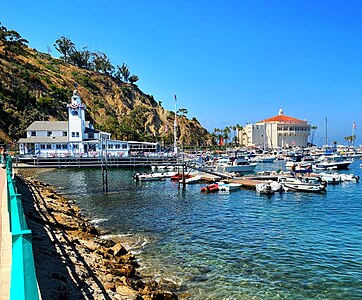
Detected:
[
  {"left": 314, "top": 154, "right": 353, "bottom": 170},
  {"left": 318, "top": 172, "right": 342, "bottom": 184},
  {"left": 217, "top": 182, "right": 242, "bottom": 192},
  {"left": 215, "top": 157, "right": 258, "bottom": 174},
  {"left": 133, "top": 172, "right": 166, "bottom": 181},
  {"left": 340, "top": 173, "right": 360, "bottom": 182},
  {"left": 201, "top": 183, "right": 219, "bottom": 193},
  {"left": 256, "top": 182, "right": 275, "bottom": 194},
  {"left": 171, "top": 173, "right": 193, "bottom": 181},
  {"left": 251, "top": 155, "right": 276, "bottom": 163},
  {"left": 181, "top": 175, "right": 202, "bottom": 184},
  {"left": 256, "top": 181, "right": 282, "bottom": 194},
  {"left": 278, "top": 176, "right": 327, "bottom": 193}
]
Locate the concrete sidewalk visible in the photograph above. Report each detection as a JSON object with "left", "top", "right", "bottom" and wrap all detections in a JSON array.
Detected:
[{"left": 0, "top": 167, "right": 11, "bottom": 299}]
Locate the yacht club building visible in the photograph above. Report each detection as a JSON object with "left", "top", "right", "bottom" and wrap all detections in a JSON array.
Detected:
[
  {"left": 241, "top": 109, "right": 311, "bottom": 148},
  {"left": 18, "top": 90, "right": 158, "bottom": 157}
]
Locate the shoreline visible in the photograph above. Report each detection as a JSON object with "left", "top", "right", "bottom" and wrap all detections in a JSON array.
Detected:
[{"left": 16, "top": 169, "right": 178, "bottom": 300}]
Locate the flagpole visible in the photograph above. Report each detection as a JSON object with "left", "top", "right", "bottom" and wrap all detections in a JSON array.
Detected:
[
  {"left": 352, "top": 121, "right": 356, "bottom": 148},
  {"left": 174, "top": 95, "right": 178, "bottom": 154}
]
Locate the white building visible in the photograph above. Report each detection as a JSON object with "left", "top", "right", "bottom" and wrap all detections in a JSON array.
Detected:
[
  {"left": 18, "top": 90, "right": 147, "bottom": 157},
  {"left": 241, "top": 109, "right": 311, "bottom": 149}
]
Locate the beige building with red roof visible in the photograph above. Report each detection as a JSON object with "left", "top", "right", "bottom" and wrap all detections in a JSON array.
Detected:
[{"left": 241, "top": 109, "right": 311, "bottom": 148}]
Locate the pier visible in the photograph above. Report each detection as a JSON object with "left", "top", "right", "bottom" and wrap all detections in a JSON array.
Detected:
[{"left": 13, "top": 155, "right": 178, "bottom": 169}]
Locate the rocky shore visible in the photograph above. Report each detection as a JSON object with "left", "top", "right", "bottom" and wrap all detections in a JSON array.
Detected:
[{"left": 16, "top": 171, "right": 178, "bottom": 300}]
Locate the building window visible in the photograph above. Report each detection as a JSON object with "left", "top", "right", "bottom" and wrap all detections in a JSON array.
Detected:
[
  {"left": 62, "top": 144, "right": 68, "bottom": 149},
  {"left": 122, "top": 144, "right": 127, "bottom": 149},
  {"left": 115, "top": 144, "right": 120, "bottom": 149},
  {"left": 108, "top": 144, "right": 113, "bottom": 149},
  {"left": 47, "top": 131, "right": 52, "bottom": 137},
  {"left": 56, "top": 145, "right": 61, "bottom": 149},
  {"left": 63, "top": 131, "right": 67, "bottom": 137},
  {"left": 76, "top": 132, "right": 80, "bottom": 137},
  {"left": 31, "top": 131, "right": 36, "bottom": 136},
  {"left": 73, "top": 144, "right": 78, "bottom": 149},
  {"left": 40, "top": 145, "right": 45, "bottom": 149},
  {"left": 72, "top": 132, "right": 75, "bottom": 137},
  {"left": 88, "top": 133, "right": 94, "bottom": 139},
  {"left": 46, "top": 144, "right": 52, "bottom": 149}
]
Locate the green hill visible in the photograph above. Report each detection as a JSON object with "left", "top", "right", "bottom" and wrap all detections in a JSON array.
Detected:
[{"left": 0, "top": 24, "right": 209, "bottom": 148}]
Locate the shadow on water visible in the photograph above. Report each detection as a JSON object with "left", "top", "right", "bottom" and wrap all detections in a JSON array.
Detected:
[{"left": 16, "top": 176, "right": 112, "bottom": 300}]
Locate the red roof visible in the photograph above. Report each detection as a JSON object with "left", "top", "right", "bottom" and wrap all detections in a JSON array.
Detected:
[{"left": 258, "top": 115, "right": 306, "bottom": 124}]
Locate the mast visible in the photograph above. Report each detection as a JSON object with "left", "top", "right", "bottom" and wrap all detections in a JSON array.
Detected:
[
  {"left": 325, "top": 117, "right": 328, "bottom": 149},
  {"left": 174, "top": 94, "right": 178, "bottom": 154}
]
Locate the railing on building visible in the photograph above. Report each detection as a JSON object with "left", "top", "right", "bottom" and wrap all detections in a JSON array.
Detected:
[{"left": 3, "top": 156, "right": 40, "bottom": 300}]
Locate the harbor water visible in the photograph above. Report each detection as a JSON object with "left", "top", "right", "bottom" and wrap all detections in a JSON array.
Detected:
[{"left": 36, "top": 161, "right": 362, "bottom": 299}]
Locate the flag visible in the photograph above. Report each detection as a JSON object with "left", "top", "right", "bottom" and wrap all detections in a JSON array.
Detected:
[
  {"left": 219, "top": 137, "right": 224, "bottom": 146},
  {"left": 174, "top": 94, "right": 177, "bottom": 101},
  {"left": 353, "top": 121, "right": 356, "bottom": 129}
]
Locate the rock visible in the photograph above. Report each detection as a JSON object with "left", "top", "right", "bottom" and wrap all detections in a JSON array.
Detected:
[{"left": 112, "top": 243, "right": 128, "bottom": 257}]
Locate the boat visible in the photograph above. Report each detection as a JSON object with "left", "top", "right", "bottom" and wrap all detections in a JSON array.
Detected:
[
  {"left": 256, "top": 181, "right": 282, "bottom": 194},
  {"left": 251, "top": 155, "right": 276, "bottom": 163},
  {"left": 340, "top": 173, "right": 360, "bottom": 182},
  {"left": 170, "top": 173, "right": 193, "bottom": 181},
  {"left": 215, "top": 157, "right": 258, "bottom": 174},
  {"left": 132, "top": 172, "right": 166, "bottom": 181},
  {"left": 314, "top": 154, "right": 353, "bottom": 170},
  {"left": 256, "top": 182, "right": 275, "bottom": 195},
  {"left": 318, "top": 172, "right": 342, "bottom": 184},
  {"left": 217, "top": 182, "right": 242, "bottom": 192},
  {"left": 181, "top": 175, "right": 202, "bottom": 184},
  {"left": 201, "top": 183, "right": 219, "bottom": 193},
  {"left": 278, "top": 176, "right": 327, "bottom": 193}
]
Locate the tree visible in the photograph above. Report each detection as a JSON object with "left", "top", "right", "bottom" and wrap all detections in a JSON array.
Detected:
[
  {"left": 92, "top": 51, "right": 114, "bottom": 74},
  {"left": 69, "top": 48, "right": 92, "bottom": 69},
  {"left": 344, "top": 135, "right": 356, "bottom": 146},
  {"left": 2, "top": 29, "right": 29, "bottom": 59},
  {"left": 129, "top": 75, "right": 139, "bottom": 85},
  {"left": 177, "top": 108, "right": 188, "bottom": 117},
  {"left": 54, "top": 36, "right": 75, "bottom": 62},
  {"left": 116, "top": 63, "right": 130, "bottom": 82}
]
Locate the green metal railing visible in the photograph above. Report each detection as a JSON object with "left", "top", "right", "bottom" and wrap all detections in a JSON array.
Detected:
[{"left": 4, "top": 156, "right": 40, "bottom": 299}]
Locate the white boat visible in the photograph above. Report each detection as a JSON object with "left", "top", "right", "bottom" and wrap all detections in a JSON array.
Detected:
[
  {"left": 256, "top": 181, "right": 282, "bottom": 194},
  {"left": 132, "top": 172, "right": 166, "bottom": 181},
  {"left": 181, "top": 175, "right": 202, "bottom": 184},
  {"left": 340, "top": 173, "right": 360, "bottom": 182},
  {"left": 215, "top": 157, "right": 258, "bottom": 174},
  {"left": 318, "top": 172, "right": 342, "bottom": 184},
  {"left": 217, "top": 182, "right": 242, "bottom": 191},
  {"left": 278, "top": 176, "right": 327, "bottom": 193},
  {"left": 251, "top": 155, "right": 276, "bottom": 163},
  {"left": 314, "top": 154, "right": 353, "bottom": 170},
  {"left": 256, "top": 182, "right": 275, "bottom": 194}
]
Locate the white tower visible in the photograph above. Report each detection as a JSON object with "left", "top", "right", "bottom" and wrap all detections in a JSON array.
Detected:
[{"left": 67, "top": 90, "right": 86, "bottom": 153}]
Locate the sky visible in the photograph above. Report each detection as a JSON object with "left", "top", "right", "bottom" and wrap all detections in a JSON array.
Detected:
[{"left": 1, "top": 0, "right": 362, "bottom": 146}]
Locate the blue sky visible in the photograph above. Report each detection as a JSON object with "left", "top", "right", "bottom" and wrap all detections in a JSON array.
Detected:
[{"left": 1, "top": 0, "right": 361, "bottom": 146}]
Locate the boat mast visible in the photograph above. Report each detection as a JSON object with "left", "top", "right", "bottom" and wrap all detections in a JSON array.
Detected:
[
  {"left": 325, "top": 117, "right": 328, "bottom": 150},
  {"left": 174, "top": 94, "right": 178, "bottom": 154}
]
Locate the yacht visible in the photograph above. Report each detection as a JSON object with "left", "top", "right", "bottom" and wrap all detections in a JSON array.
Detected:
[
  {"left": 314, "top": 154, "right": 353, "bottom": 170},
  {"left": 215, "top": 157, "right": 258, "bottom": 174}
]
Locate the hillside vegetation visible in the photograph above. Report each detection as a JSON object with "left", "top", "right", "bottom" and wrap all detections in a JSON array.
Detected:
[{"left": 0, "top": 24, "right": 209, "bottom": 148}]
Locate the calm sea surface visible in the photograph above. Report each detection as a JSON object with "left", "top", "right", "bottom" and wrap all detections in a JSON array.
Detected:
[{"left": 37, "top": 160, "right": 362, "bottom": 299}]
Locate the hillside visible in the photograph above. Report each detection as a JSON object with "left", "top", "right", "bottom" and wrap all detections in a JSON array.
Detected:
[{"left": 0, "top": 26, "right": 209, "bottom": 148}]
